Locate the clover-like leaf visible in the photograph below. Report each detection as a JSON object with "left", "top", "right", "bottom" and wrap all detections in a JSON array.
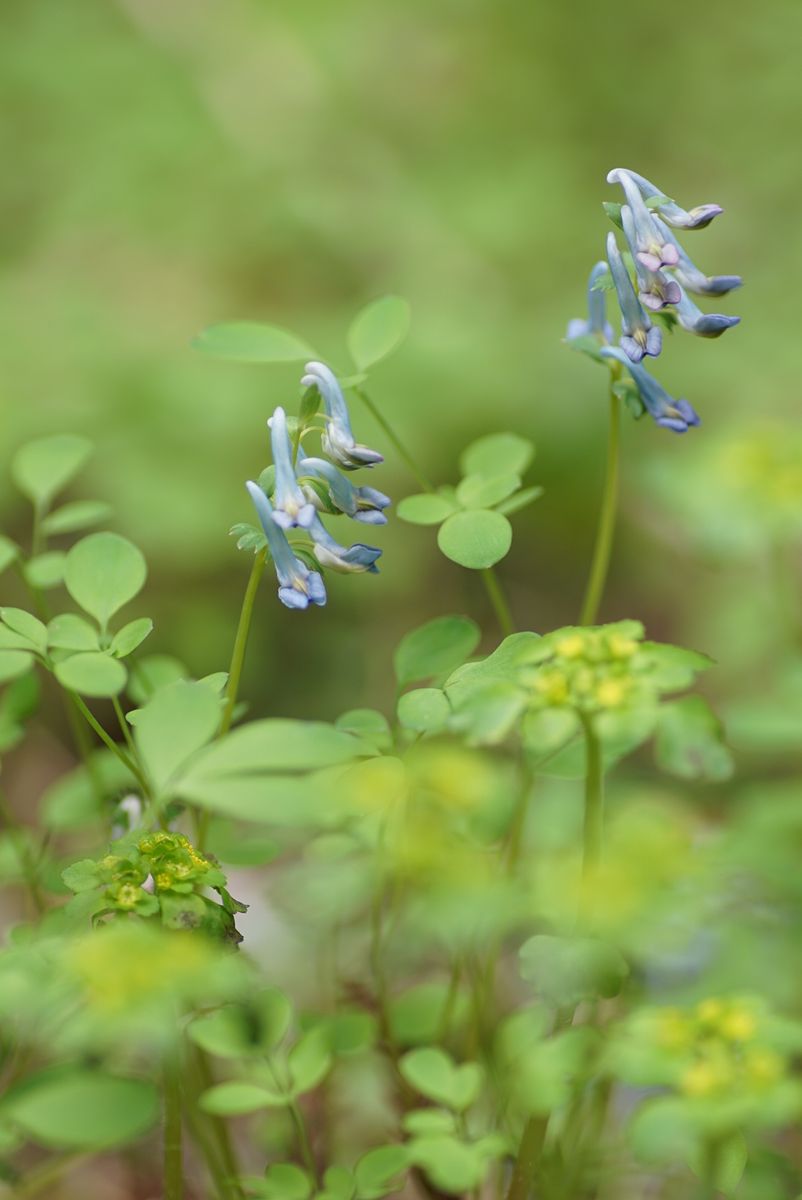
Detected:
[
  {"left": 41, "top": 500, "right": 113, "bottom": 537},
  {"left": 397, "top": 493, "right": 458, "bottom": 526},
  {"left": 54, "top": 652, "right": 127, "bottom": 698},
  {"left": 65, "top": 532, "right": 147, "bottom": 630},
  {"left": 460, "top": 432, "right": 534, "bottom": 479},
  {"left": 437, "top": 510, "right": 512, "bottom": 569},
  {"left": 110, "top": 617, "right": 154, "bottom": 658},
  {"left": 394, "top": 615, "right": 480, "bottom": 687},
  {"left": 347, "top": 295, "right": 411, "bottom": 371},
  {"left": 192, "top": 322, "right": 314, "bottom": 363},
  {"left": 11, "top": 435, "right": 93, "bottom": 509}
]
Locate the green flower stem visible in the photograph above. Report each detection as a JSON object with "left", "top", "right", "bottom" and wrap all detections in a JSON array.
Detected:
[
  {"left": 70, "top": 693, "right": 149, "bottom": 793},
  {"left": 163, "top": 1052, "right": 184, "bottom": 1200},
  {"left": 505, "top": 1114, "right": 548, "bottom": 1200},
  {"left": 579, "top": 379, "right": 621, "bottom": 627},
  {"left": 353, "top": 386, "right": 435, "bottom": 493},
  {"left": 112, "top": 694, "right": 137, "bottom": 756},
  {"left": 264, "top": 1056, "right": 317, "bottom": 1182},
  {"left": 220, "top": 550, "right": 266, "bottom": 738},
  {"left": 191, "top": 1046, "right": 244, "bottom": 1198},
  {"left": 0, "top": 786, "right": 46, "bottom": 916},
  {"left": 580, "top": 713, "right": 604, "bottom": 890},
  {"left": 481, "top": 567, "right": 515, "bottom": 637}
]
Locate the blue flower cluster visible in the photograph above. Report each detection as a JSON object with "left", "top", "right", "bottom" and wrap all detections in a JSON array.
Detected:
[
  {"left": 568, "top": 169, "right": 741, "bottom": 433},
  {"left": 246, "top": 362, "right": 389, "bottom": 609}
]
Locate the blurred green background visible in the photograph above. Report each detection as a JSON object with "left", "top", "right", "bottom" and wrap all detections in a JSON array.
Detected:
[{"left": 2, "top": 0, "right": 800, "bottom": 723}]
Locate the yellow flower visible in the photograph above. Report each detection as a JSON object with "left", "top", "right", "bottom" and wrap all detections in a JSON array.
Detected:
[
  {"left": 720, "top": 1006, "right": 757, "bottom": 1043},
  {"left": 534, "top": 670, "right": 569, "bottom": 705},
  {"left": 595, "top": 677, "right": 630, "bottom": 708},
  {"left": 555, "top": 634, "right": 586, "bottom": 660},
  {"left": 744, "top": 1049, "right": 783, "bottom": 1088},
  {"left": 607, "top": 634, "right": 638, "bottom": 659},
  {"left": 680, "top": 1057, "right": 729, "bottom": 1098}
]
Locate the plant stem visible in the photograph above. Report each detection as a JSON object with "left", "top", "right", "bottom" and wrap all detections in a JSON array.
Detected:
[
  {"left": 220, "top": 551, "right": 266, "bottom": 738},
  {"left": 163, "top": 1052, "right": 184, "bottom": 1200},
  {"left": 112, "top": 695, "right": 136, "bottom": 755},
  {"left": 69, "top": 693, "right": 148, "bottom": 790},
  {"left": 481, "top": 567, "right": 515, "bottom": 638},
  {"left": 505, "top": 1114, "right": 548, "bottom": 1200},
  {"left": 191, "top": 1046, "right": 243, "bottom": 1197},
  {"left": 10, "top": 1152, "right": 91, "bottom": 1198},
  {"left": 580, "top": 713, "right": 604, "bottom": 892},
  {"left": 579, "top": 382, "right": 621, "bottom": 626},
  {"left": 353, "top": 386, "right": 434, "bottom": 493}
]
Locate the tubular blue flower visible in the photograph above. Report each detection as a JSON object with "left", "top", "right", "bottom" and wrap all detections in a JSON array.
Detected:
[
  {"left": 308, "top": 516, "right": 382, "bottom": 574},
  {"left": 609, "top": 168, "right": 723, "bottom": 230},
  {"left": 245, "top": 481, "right": 326, "bottom": 609},
  {"left": 607, "top": 169, "right": 679, "bottom": 272},
  {"left": 267, "top": 406, "right": 316, "bottom": 530},
  {"left": 674, "top": 286, "right": 741, "bottom": 339},
  {"left": 298, "top": 456, "right": 391, "bottom": 525},
  {"left": 301, "top": 361, "right": 383, "bottom": 470},
  {"left": 621, "top": 207, "right": 681, "bottom": 311},
  {"left": 651, "top": 215, "right": 742, "bottom": 296},
  {"left": 606, "top": 232, "right": 662, "bottom": 363},
  {"left": 599, "top": 347, "right": 701, "bottom": 433},
  {"left": 566, "top": 261, "right": 614, "bottom": 342}
]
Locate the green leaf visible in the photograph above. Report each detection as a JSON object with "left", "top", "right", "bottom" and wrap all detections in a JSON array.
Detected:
[
  {"left": 394, "top": 615, "right": 481, "bottom": 687},
  {"left": 175, "top": 773, "right": 316, "bottom": 824},
  {"left": 335, "top": 708, "right": 393, "bottom": 753},
  {"left": 641, "top": 642, "right": 714, "bottom": 690},
  {"left": 3, "top": 1069, "right": 158, "bottom": 1149},
  {"left": 65, "top": 532, "right": 147, "bottom": 629},
  {"left": 204, "top": 819, "right": 279, "bottom": 866},
  {"left": 110, "top": 617, "right": 154, "bottom": 658},
  {"left": 289, "top": 1027, "right": 332, "bottom": 1094},
  {"left": 41, "top": 500, "right": 113, "bottom": 536},
  {"left": 521, "top": 708, "right": 580, "bottom": 763},
  {"left": 566, "top": 334, "right": 609, "bottom": 364},
  {"left": 127, "top": 654, "right": 187, "bottom": 705},
  {"left": 134, "top": 680, "right": 221, "bottom": 793},
  {"left": 261, "top": 1164, "right": 313, "bottom": 1200},
  {"left": 0, "top": 536, "right": 19, "bottom": 575},
  {"left": 456, "top": 473, "right": 521, "bottom": 510},
  {"left": 408, "top": 1135, "right": 488, "bottom": 1193},
  {"left": 460, "top": 432, "right": 534, "bottom": 479},
  {"left": 188, "top": 990, "right": 291, "bottom": 1058},
  {"left": 399, "top": 1048, "right": 482, "bottom": 1112},
  {"left": 495, "top": 485, "right": 544, "bottom": 516},
  {"left": 347, "top": 295, "right": 411, "bottom": 370},
  {"left": 654, "top": 696, "right": 734, "bottom": 781},
  {"left": 0, "top": 671, "right": 39, "bottom": 754},
  {"left": 54, "top": 651, "right": 127, "bottom": 698},
  {"left": 11, "top": 435, "right": 92, "bottom": 508},
  {"left": 354, "top": 1145, "right": 408, "bottom": 1197},
  {"left": 192, "top": 322, "right": 314, "bottom": 363},
  {"left": 184, "top": 718, "right": 371, "bottom": 778},
  {"left": 1, "top": 608, "right": 47, "bottom": 653},
  {"left": 437, "top": 510, "right": 512, "bottom": 569},
  {"left": 449, "top": 680, "right": 527, "bottom": 745},
  {"left": 0, "top": 651, "right": 35, "bottom": 684},
  {"left": 389, "top": 983, "right": 469, "bottom": 1047},
  {"left": 397, "top": 688, "right": 450, "bottom": 733},
  {"left": 47, "top": 614, "right": 101, "bottom": 652},
  {"left": 402, "top": 1109, "right": 457, "bottom": 1136},
  {"left": 199, "top": 1082, "right": 278, "bottom": 1116},
  {"left": 397, "top": 493, "right": 458, "bottom": 526},
  {"left": 61, "top": 858, "right": 101, "bottom": 893},
  {"left": 519, "top": 934, "right": 629, "bottom": 1006},
  {"left": 24, "top": 551, "right": 67, "bottom": 590}
]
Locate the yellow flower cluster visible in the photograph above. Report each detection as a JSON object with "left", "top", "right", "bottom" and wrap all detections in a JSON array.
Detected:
[
  {"left": 655, "top": 999, "right": 785, "bottom": 1099},
  {"left": 529, "top": 627, "right": 642, "bottom": 714}
]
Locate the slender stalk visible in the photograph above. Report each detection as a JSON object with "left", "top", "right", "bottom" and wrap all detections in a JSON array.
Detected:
[
  {"left": 353, "top": 386, "right": 434, "bottom": 493},
  {"left": 580, "top": 714, "right": 604, "bottom": 889},
  {"left": 579, "top": 383, "right": 621, "bottom": 626},
  {"left": 481, "top": 567, "right": 515, "bottom": 638},
  {"left": 191, "top": 1046, "right": 243, "bottom": 1197},
  {"left": 220, "top": 551, "right": 266, "bottom": 738},
  {"left": 112, "top": 695, "right": 136, "bottom": 755},
  {"left": 0, "top": 787, "right": 45, "bottom": 916},
  {"left": 163, "top": 1053, "right": 184, "bottom": 1200},
  {"left": 505, "top": 1114, "right": 548, "bottom": 1200},
  {"left": 70, "top": 694, "right": 148, "bottom": 790},
  {"left": 264, "top": 1056, "right": 317, "bottom": 1182},
  {"left": 10, "top": 1152, "right": 91, "bottom": 1199}
]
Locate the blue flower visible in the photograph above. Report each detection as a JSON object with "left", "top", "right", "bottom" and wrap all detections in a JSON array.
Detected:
[
  {"left": 298, "top": 456, "right": 391, "bottom": 525},
  {"left": 651, "top": 215, "right": 742, "bottom": 296},
  {"left": 606, "top": 232, "right": 662, "bottom": 363},
  {"left": 599, "top": 347, "right": 701, "bottom": 433},
  {"left": 301, "top": 361, "right": 383, "bottom": 470},
  {"left": 607, "top": 169, "right": 679, "bottom": 272},
  {"left": 267, "top": 406, "right": 316, "bottom": 530},
  {"left": 308, "top": 516, "right": 382, "bottom": 574},
  {"left": 609, "top": 168, "right": 723, "bottom": 230},
  {"left": 567, "top": 261, "right": 614, "bottom": 342},
  {"left": 621, "top": 207, "right": 681, "bottom": 311},
  {"left": 674, "top": 286, "right": 741, "bottom": 338},
  {"left": 245, "top": 480, "right": 327, "bottom": 609}
]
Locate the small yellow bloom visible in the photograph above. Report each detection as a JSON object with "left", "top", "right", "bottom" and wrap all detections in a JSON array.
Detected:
[
  {"left": 720, "top": 1007, "right": 757, "bottom": 1043},
  {"left": 656, "top": 1008, "right": 691, "bottom": 1050},
  {"left": 744, "top": 1049, "right": 783, "bottom": 1088},
  {"left": 155, "top": 872, "right": 174, "bottom": 891},
  {"left": 680, "top": 1058, "right": 727, "bottom": 1097},
  {"left": 595, "top": 678, "right": 629, "bottom": 708},
  {"left": 534, "top": 670, "right": 569, "bottom": 705},
  {"left": 608, "top": 634, "right": 638, "bottom": 659},
  {"left": 696, "top": 998, "right": 725, "bottom": 1027},
  {"left": 114, "top": 883, "right": 141, "bottom": 910},
  {"left": 555, "top": 634, "right": 586, "bottom": 660}
]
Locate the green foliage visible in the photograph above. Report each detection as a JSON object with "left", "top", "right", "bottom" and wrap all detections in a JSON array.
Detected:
[
  {"left": 192, "top": 322, "right": 314, "bottom": 363},
  {"left": 1, "top": 1069, "right": 159, "bottom": 1149},
  {"left": 11, "top": 435, "right": 93, "bottom": 509},
  {"left": 347, "top": 295, "right": 411, "bottom": 371},
  {"left": 64, "top": 532, "right": 147, "bottom": 630},
  {"left": 394, "top": 614, "right": 480, "bottom": 686}
]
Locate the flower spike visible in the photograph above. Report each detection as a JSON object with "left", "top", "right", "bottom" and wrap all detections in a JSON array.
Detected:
[
  {"left": 246, "top": 481, "right": 326, "bottom": 609},
  {"left": 607, "top": 169, "right": 679, "bottom": 272},
  {"left": 651, "top": 215, "right": 742, "bottom": 297},
  {"left": 674, "top": 287, "right": 741, "bottom": 339},
  {"left": 606, "top": 232, "right": 662, "bottom": 363},
  {"left": 301, "top": 361, "right": 383, "bottom": 470},
  {"left": 599, "top": 347, "right": 701, "bottom": 434},
  {"left": 621, "top": 206, "right": 681, "bottom": 311},
  {"left": 268, "top": 406, "right": 316, "bottom": 530},
  {"left": 566, "top": 261, "right": 614, "bottom": 343},
  {"left": 308, "top": 516, "right": 382, "bottom": 574}
]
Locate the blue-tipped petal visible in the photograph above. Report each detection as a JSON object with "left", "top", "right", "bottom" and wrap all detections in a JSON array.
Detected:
[
  {"left": 621, "top": 206, "right": 681, "bottom": 312},
  {"left": 609, "top": 169, "right": 723, "bottom": 230},
  {"left": 299, "top": 457, "right": 390, "bottom": 524},
  {"left": 675, "top": 287, "right": 741, "bottom": 338},
  {"left": 301, "top": 361, "right": 383, "bottom": 471},
  {"left": 650, "top": 214, "right": 742, "bottom": 297},
  {"left": 566, "top": 260, "right": 614, "bottom": 343},
  {"left": 599, "top": 347, "right": 700, "bottom": 434},
  {"left": 268, "top": 406, "right": 317, "bottom": 529},
  {"left": 607, "top": 170, "right": 680, "bottom": 271},
  {"left": 606, "top": 231, "right": 661, "bottom": 362},
  {"left": 309, "top": 516, "right": 382, "bottom": 574},
  {"left": 246, "top": 480, "right": 327, "bottom": 609}
]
